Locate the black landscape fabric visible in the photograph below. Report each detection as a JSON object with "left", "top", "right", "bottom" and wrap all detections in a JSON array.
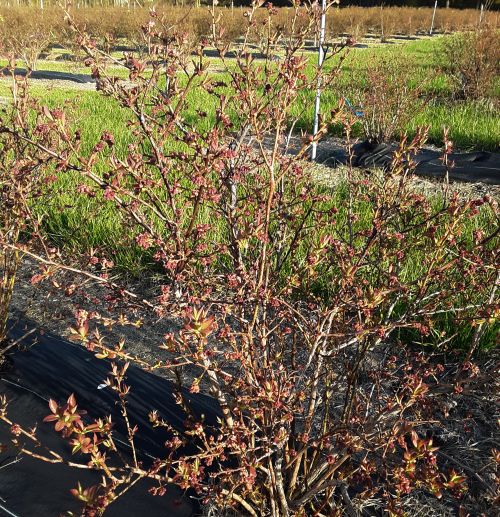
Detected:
[
  {"left": 314, "top": 141, "right": 500, "bottom": 185},
  {"left": 352, "top": 141, "right": 500, "bottom": 184},
  {"left": 2, "top": 68, "right": 96, "bottom": 84},
  {"left": 0, "top": 319, "right": 222, "bottom": 516}
]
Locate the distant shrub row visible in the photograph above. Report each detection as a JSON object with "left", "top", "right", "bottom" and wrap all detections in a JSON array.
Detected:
[{"left": 0, "top": 5, "right": 498, "bottom": 51}]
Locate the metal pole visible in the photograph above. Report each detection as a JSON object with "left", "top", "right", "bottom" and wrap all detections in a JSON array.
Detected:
[
  {"left": 311, "top": 0, "right": 327, "bottom": 161},
  {"left": 429, "top": 0, "right": 437, "bottom": 35},
  {"left": 479, "top": 3, "right": 484, "bottom": 24}
]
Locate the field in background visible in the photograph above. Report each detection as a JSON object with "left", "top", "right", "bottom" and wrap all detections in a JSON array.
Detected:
[
  {"left": 0, "top": 34, "right": 498, "bottom": 282},
  {"left": 1, "top": 35, "right": 498, "bottom": 151},
  {"left": 0, "top": 4, "right": 498, "bottom": 48},
  {"left": 0, "top": 5, "right": 498, "bottom": 359},
  {"left": 0, "top": 5, "right": 498, "bottom": 280}
]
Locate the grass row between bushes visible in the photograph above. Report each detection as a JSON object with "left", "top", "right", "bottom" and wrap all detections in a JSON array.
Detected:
[
  {"left": 1, "top": 38, "right": 498, "bottom": 272},
  {"left": 0, "top": 38, "right": 497, "bottom": 270},
  {"left": 0, "top": 35, "right": 498, "bottom": 352},
  {"left": 2, "top": 36, "right": 498, "bottom": 149}
]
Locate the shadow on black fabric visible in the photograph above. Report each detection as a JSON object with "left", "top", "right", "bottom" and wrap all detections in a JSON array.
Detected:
[{"left": 0, "top": 317, "right": 223, "bottom": 516}]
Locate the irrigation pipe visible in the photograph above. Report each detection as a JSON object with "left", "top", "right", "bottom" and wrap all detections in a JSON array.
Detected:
[
  {"left": 430, "top": 0, "right": 438, "bottom": 35},
  {"left": 311, "top": 0, "right": 327, "bottom": 161},
  {"left": 0, "top": 503, "right": 20, "bottom": 517}
]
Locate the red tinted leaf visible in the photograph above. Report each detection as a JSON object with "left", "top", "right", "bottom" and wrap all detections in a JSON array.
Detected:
[{"left": 48, "top": 399, "right": 58, "bottom": 414}]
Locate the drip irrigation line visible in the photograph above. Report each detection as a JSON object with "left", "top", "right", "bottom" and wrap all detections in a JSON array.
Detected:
[
  {"left": 0, "top": 377, "right": 156, "bottom": 461},
  {"left": 0, "top": 503, "right": 21, "bottom": 517}
]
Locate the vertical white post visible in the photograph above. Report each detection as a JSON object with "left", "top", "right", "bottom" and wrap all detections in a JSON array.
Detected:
[
  {"left": 311, "top": 0, "right": 327, "bottom": 161},
  {"left": 479, "top": 3, "right": 484, "bottom": 24},
  {"left": 430, "top": 0, "right": 437, "bottom": 35},
  {"left": 40, "top": 0, "right": 44, "bottom": 9}
]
